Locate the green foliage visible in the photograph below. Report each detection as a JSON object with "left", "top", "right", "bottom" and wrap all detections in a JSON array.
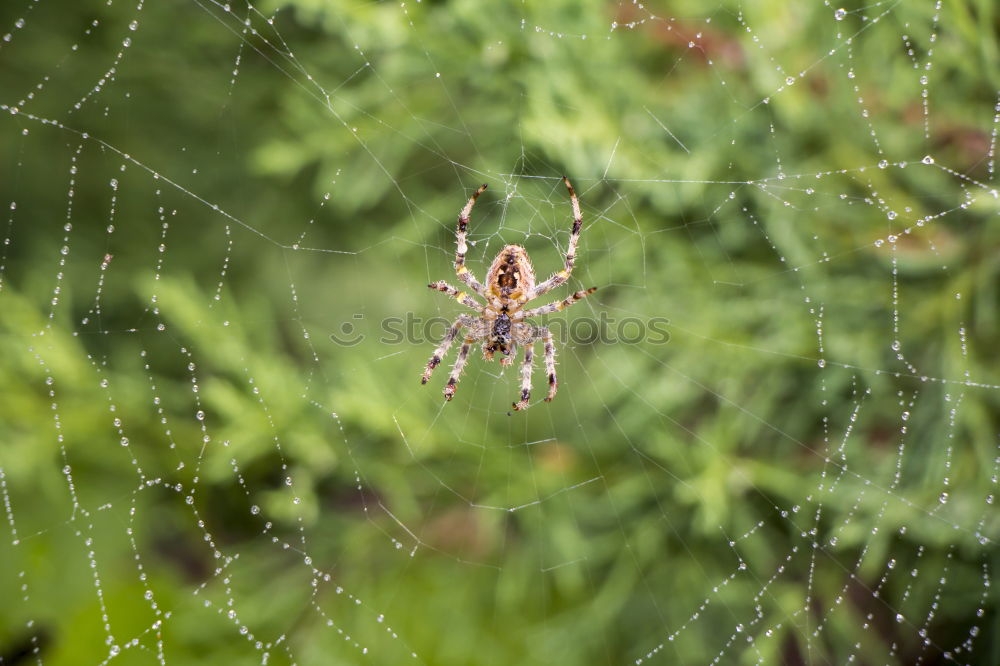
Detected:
[{"left": 0, "top": 0, "right": 998, "bottom": 664}]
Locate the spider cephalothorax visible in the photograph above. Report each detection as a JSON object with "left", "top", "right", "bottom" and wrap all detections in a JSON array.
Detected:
[
  {"left": 488, "top": 312, "right": 513, "bottom": 358},
  {"left": 421, "top": 178, "right": 597, "bottom": 411}
]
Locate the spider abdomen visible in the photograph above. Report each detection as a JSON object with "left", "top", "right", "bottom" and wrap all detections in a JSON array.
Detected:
[{"left": 487, "top": 245, "right": 536, "bottom": 299}]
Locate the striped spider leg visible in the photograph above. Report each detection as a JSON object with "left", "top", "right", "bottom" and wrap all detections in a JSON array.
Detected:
[
  {"left": 454, "top": 183, "right": 490, "bottom": 300},
  {"left": 423, "top": 280, "right": 487, "bottom": 397},
  {"left": 427, "top": 280, "right": 486, "bottom": 312},
  {"left": 509, "top": 324, "right": 560, "bottom": 412},
  {"left": 525, "top": 177, "right": 586, "bottom": 301},
  {"left": 420, "top": 313, "right": 490, "bottom": 400},
  {"left": 516, "top": 286, "right": 598, "bottom": 319}
]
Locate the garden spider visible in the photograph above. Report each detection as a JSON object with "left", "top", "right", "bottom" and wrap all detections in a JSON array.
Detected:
[{"left": 421, "top": 177, "right": 597, "bottom": 411}]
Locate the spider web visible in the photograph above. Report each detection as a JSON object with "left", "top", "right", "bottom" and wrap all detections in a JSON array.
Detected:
[{"left": 0, "top": 0, "right": 997, "bottom": 664}]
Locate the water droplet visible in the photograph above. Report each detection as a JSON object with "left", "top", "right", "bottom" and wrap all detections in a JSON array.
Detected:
[{"left": 834, "top": 8, "right": 847, "bottom": 20}]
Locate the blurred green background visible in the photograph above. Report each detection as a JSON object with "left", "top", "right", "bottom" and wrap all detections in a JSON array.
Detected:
[{"left": 1, "top": 0, "right": 998, "bottom": 664}]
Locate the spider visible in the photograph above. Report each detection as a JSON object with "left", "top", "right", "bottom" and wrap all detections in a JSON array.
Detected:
[{"left": 421, "top": 177, "right": 597, "bottom": 411}]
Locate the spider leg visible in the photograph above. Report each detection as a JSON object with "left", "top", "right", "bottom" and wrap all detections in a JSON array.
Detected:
[
  {"left": 455, "top": 184, "right": 489, "bottom": 298},
  {"left": 500, "top": 342, "right": 517, "bottom": 367},
  {"left": 540, "top": 327, "right": 558, "bottom": 402},
  {"left": 443, "top": 335, "right": 475, "bottom": 401},
  {"left": 529, "top": 177, "right": 584, "bottom": 299},
  {"left": 517, "top": 287, "right": 597, "bottom": 319},
  {"left": 428, "top": 281, "right": 485, "bottom": 312},
  {"left": 421, "top": 315, "right": 469, "bottom": 385},
  {"left": 512, "top": 342, "right": 534, "bottom": 411}
]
